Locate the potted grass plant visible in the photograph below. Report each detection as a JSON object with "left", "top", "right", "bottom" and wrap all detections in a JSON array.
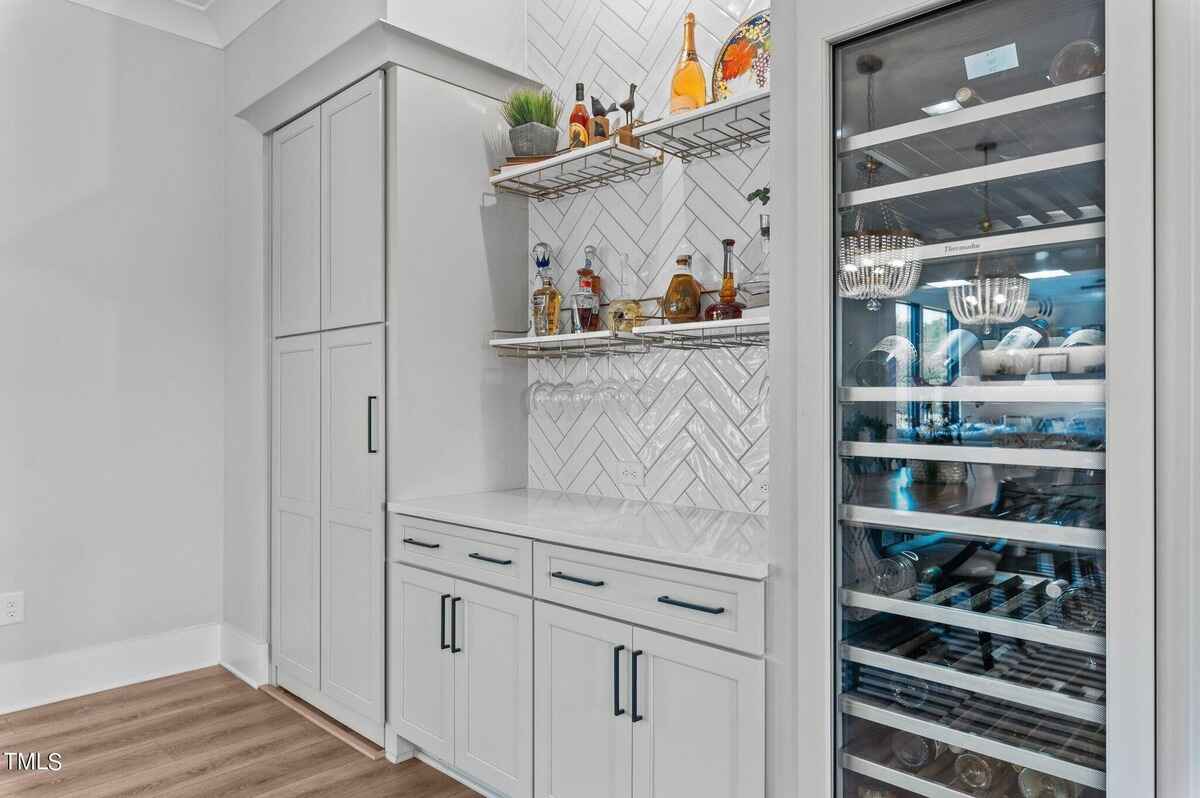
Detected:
[{"left": 502, "top": 88, "right": 562, "bottom": 157}]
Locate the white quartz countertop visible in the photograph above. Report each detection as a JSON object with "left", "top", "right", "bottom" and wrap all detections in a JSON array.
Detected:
[{"left": 387, "top": 489, "right": 768, "bottom": 580}]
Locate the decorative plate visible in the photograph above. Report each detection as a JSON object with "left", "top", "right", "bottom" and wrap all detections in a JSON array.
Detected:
[{"left": 712, "top": 11, "right": 771, "bottom": 103}]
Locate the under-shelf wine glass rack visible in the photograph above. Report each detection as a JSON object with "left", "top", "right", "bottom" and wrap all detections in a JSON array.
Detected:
[{"left": 489, "top": 317, "right": 770, "bottom": 359}]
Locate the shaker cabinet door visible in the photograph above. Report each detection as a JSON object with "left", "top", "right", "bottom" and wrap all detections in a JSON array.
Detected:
[
  {"left": 321, "top": 71, "right": 384, "bottom": 329},
  {"left": 453, "top": 580, "right": 534, "bottom": 798},
  {"left": 535, "top": 602, "right": 633, "bottom": 798},
  {"left": 271, "top": 334, "right": 322, "bottom": 689},
  {"left": 272, "top": 108, "right": 322, "bottom": 336},
  {"left": 631, "top": 627, "right": 764, "bottom": 798},
  {"left": 320, "top": 325, "right": 385, "bottom": 722},
  {"left": 388, "top": 563, "right": 455, "bottom": 762}
]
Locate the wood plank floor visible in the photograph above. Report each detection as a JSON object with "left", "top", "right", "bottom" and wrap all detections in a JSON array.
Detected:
[{"left": 0, "top": 666, "right": 480, "bottom": 797}]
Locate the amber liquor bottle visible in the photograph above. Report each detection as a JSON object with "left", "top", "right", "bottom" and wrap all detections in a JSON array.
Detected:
[
  {"left": 705, "top": 239, "right": 744, "bottom": 320},
  {"left": 568, "top": 83, "right": 591, "bottom": 148},
  {"left": 662, "top": 255, "right": 702, "bottom": 323}
]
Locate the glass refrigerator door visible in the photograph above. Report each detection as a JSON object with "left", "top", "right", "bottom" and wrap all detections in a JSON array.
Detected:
[{"left": 832, "top": 2, "right": 1115, "bottom": 796}]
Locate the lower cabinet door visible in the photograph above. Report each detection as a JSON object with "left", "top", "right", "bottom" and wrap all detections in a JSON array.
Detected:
[
  {"left": 388, "top": 563, "right": 454, "bottom": 762},
  {"left": 630, "top": 627, "right": 765, "bottom": 798},
  {"left": 453, "top": 580, "right": 533, "bottom": 798},
  {"left": 535, "top": 602, "right": 633, "bottom": 798}
]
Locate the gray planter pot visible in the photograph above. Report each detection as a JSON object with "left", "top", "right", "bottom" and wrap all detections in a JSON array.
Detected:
[{"left": 509, "top": 123, "right": 559, "bottom": 157}]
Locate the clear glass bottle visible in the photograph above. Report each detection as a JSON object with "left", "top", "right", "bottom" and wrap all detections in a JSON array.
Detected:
[
  {"left": 662, "top": 255, "right": 702, "bottom": 323},
  {"left": 605, "top": 254, "right": 643, "bottom": 332},
  {"left": 954, "top": 752, "right": 1003, "bottom": 791},
  {"left": 890, "top": 731, "right": 944, "bottom": 771},
  {"left": 705, "top": 238, "right": 744, "bottom": 320},
  {"left": 873, "top": 542, "right": 1000, "bottom": 594},
  {"left": 670, "top": 13, "right": 707, "bottom": 114},
  {"left": 530, "top": 243, "right": 561, "bottom": 337},
  {"left": 576, "top": 245, "right": 603, "bottom": 330},
  {"left": 572, "top": 270, "right": 599, "bottom": 333}
]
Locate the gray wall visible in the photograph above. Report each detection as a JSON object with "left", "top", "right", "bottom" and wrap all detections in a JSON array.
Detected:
[{"left": 0, "top": 0, "right": 224, "bottom": 663}]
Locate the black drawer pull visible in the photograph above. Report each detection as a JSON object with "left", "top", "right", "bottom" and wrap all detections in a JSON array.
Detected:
[
  {"left": 551, "top": 571, "right": 606, "bottom": 588},
  {"left": 403, "top": 538, "right": 440, "bottom": 550},
  {"left": 439, "top": 594, "right": 451, "bottom": 650},
  {"left": 657, "top": 595, "right": 726, "bottom": 615},
  {"left": 469, "top": 552, "right": 513, "bottom": 566},
  {"left": 450, "top": 596, "right": 462, "bottom": 653},
  {"left": 613, "top": 645, "right": 625, "bottom": 717},
  {"left": 630, "top": 649, "right": 644, "bottom": 723}
]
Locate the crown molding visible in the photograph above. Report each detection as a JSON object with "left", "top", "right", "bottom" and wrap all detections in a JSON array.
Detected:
[{"left": 63, "top": 0, "right": 283, "bottom": 48}]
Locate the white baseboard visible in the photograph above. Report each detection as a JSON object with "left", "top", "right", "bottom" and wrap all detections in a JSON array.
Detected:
[
  {"left": 0, "top": 623, "right": 221, "bottom": 715},
  {"left": 415, "top": 752, "right": 503, "bottom": 798},
  {"left": 219, "top": 623, "right": 269, "bottom": 688}
]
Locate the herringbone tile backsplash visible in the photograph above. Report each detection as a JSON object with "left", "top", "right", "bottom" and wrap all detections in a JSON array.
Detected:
[{"left": 525, "top": 0, "right": 771, "bottom": 514}]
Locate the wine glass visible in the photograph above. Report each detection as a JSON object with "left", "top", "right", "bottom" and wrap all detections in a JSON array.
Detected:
[
  {"left": 548, "top": 360, "right": 576, "bottom": 419},
  {"left": 572, "top": 355, "right": 601, "bottom": 413},
  {"left": 597, "top": 354, "right": 626, "bottom": 416},
  {"left": 525, "top": 360, "right": 554, "bottom": 416}
]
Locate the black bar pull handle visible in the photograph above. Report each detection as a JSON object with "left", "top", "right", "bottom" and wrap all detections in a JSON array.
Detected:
[
  {"left": 469, "top": 552, "right": 513, "bottom": 566},
  {"left": 439, "top": 594, "right": 451, "bottom": 650},
  {"left": 367, "top": 396, "right": 379, "bottom": 453},
  {"left": 613, "top": 645, "right": 626, "bottom": 717},
  {"left": 552, "top": 571, "right": 606, "bottom": 588},
  {"left": 657, "top": 595, "right": 726, "bottom": 615},
  {"left": 450, "top": 596, "right": 463, "bottom": 653},
  {"left": 630, "top": 649, "right": 644, "bottom": 723},
  {"left": 404, "top": 538, "right": 440, "bottom": 550}
]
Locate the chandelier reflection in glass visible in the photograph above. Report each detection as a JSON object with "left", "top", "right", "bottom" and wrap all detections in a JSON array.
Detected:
[
  {"left": 947, "top": 143, "right": 1029, "bottom": 334},
  {"left": 837, "top": 55, "right": 922, "bottom": 311}
]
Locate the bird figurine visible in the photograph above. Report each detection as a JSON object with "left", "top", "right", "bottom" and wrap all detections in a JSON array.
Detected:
[{"left": 620, "top": 83, "right": 637, "bottom": 127}]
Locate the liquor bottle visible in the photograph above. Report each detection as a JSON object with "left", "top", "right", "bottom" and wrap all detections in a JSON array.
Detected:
[
  {"left": 662, "top": 255, "right": 702, "bottom": 323},
  {"left": 670, "top": 13, "right": 707, "bottom": 114},
  {"left": 705, "top": 239, "right": 744, "bottom": 320},
  {"left": 532, "top": 271, "right": 562, "bottom": 337},
  {"left": 605, "top": 254, "right": 643, "bottom": 332},
  {"left": 569, "top": 83, "right": 591, "bottom": 148},
  {"left": 572, "top": 269, "right": 599, "bottom": 333},
  {"left": 577, "top": 245, "right": 603, "bottom": 330}
]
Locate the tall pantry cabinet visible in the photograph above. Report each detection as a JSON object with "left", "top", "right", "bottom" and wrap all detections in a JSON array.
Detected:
[{"left": 271, "top": 71, "right": 387, "bottom": 742}]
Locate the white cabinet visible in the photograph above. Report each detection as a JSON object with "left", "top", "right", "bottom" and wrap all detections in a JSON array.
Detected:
[
  {"left": 322, "top": 72, "right": 384, "bottom": 329},
  {"left": 272, "top": 326, "right": 385, "bottom": 740},
  {"left": 534, "top": 603, "right": 764, "bottom": 798},
  {"left": 272, "top": 333, "right": 321, "bottom": 689},
  {"left": 272, "top": 109, "right": 321, "bottom": 336},
  {"left": 271, "top": 72, "right": 383, "bottom": 337},
  {"left": 320, "top": 325, "right": 385, "bottom": 721},
  {"left": 535, "top": 602, "right": 632, "bottom": 798},
  {"left": 631, "top": 628, "right": 764, "bottom": 798},
  {"left": 389, "top": 563, "right": 533, "bottom": 798}
]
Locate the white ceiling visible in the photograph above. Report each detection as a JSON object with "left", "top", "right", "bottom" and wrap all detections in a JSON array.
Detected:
[{"left": 66, "top": 0, "right": 285, "bottom": 48}]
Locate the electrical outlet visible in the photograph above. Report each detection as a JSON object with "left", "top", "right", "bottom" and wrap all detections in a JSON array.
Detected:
[
  {"left": 0, "top": 592, "right": 24, "bottom": 627},
  {"left": 753, "top": 475, "right": 769, "bottom": 501},
  {"left": 617, "top": 461, "right": 645, "bottom": 487}
]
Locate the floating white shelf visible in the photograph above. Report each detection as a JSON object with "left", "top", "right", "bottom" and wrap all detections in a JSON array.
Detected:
[
  {"left": 840, "top": 381, "right": 1105, "bottom": 404},
  {"left": 633, "top": 89, "right": 770, "bottom": 161},
  {"left": 488, "top": 330, "right": 643, "bottom": 358},
  {"left": 839, "top": 504, "right": 1105, "bottom": 550},
  {"left": 838, "top": 441, "right": 1105, "bottom": 470},
  {"left": 490, "top": 138, "right": 663, "bottom": 201},
  {"left": 838, "top": 76, "right": 1105, "bottom": 155},
  {"left": 630, "top": 316, "right": 769, "bottom": 349}
]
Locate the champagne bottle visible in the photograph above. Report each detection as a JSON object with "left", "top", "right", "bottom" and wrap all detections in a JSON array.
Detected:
[{"left": 670, "top": 13, "right": 707, "bottom": 113}]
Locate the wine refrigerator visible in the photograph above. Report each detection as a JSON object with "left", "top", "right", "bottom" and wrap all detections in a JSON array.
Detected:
[{"left": 814, "top": 0, "right": 1156, "bottom": 795}]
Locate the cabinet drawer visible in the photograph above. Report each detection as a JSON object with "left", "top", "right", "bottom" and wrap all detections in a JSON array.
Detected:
[
  {"left": 533, "top": 543, "right": 764, "bottom": 655},
  {"left": 389, "top": 515, "right": 532, "bottom": 595}
]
